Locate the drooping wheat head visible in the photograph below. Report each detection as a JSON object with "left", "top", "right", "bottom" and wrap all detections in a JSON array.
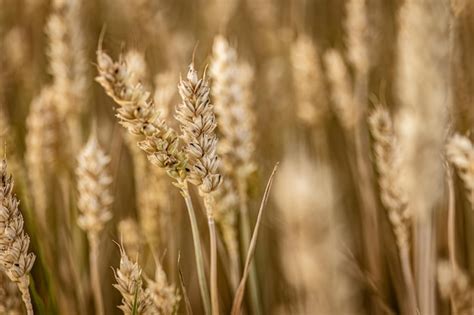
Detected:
[{"left": 96, "top": 47, "right": 187, "bottom": 181}]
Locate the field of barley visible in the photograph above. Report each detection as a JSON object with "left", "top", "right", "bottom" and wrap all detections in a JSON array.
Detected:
[{"left": 1, "top": 0, "right": 474, "bottom": 314}]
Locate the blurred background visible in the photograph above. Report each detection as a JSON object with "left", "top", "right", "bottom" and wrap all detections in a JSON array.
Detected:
[{"left": 1, "top": 0, "right": 474, "bottom": 314}]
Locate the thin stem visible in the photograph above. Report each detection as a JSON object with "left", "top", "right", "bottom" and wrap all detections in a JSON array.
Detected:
[
  {"left": 180, "top": 181, "right": 211, "bottom": 315},
  {"left": 398, "top": 245, "right": 418, "bottom": 314},
  {"left": 203, "top": 194, "right": 219, "bottom": 315},
  {"left": 18, "top": 276, "right": 34, "bottom": 315},
  {"left": 237, "top": 177, "right": 262, "bottom": 315},
  {"left": 88, "top": 234, "right": 104, "bottom": 315}
]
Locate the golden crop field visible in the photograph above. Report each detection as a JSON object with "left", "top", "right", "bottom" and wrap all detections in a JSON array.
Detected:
[{"left": 0, "top": 0, "right": 473, "bottom": 314}]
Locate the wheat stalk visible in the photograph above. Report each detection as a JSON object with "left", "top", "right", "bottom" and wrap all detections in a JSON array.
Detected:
[
  {"left": 0, "top": 159, "right": 36, "bottom": 315},
  {"left": 77, "top": 129, "right": 113, "bottom": 315}
]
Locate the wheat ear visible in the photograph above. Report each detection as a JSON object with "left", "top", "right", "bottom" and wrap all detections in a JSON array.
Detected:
[
  {"left": 0, "top": 159, "right": 36, "bottom": 315},
  {"left": 113, "top": 245, "right": 152, "bottom": 315},
  {"left": 77, "top": 129, "right": 113, "bottom": 315},
  {"left": 368, "top": 106, "right": 418, "bottom": 314}
]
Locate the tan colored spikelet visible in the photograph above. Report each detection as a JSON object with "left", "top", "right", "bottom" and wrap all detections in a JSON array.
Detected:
[
  {"left": 176, "top": 62, "right": 222, "bottom": 193},
  {"left": 437, "top": 261, "right": 474, "bottom": 314},
  {"left": 117, "top": 218, "right": 144, "bottom": 260},
  {"left": 369, "top": 106, "right": 411, "bottom": 250},
  {"left": 0, "top": 271, "right": 22, "bottom": 315},
  {"left": 0, "top": 159, "right": 36, "bottom": 315},
  {"left": 146, "top": 263, "right": 181, "bottom": 314},
  {"left": 324, "top": 50, "right": 357, "bottom": 130},
  {"left": 345, "top": 0, "right": 369, "bottom": 75},
  {"left": 96, "top": 47, "right": 186, "bottom": 180},
  {"left": 210, "top": 36, "right": 257, "bottom": 179},
  {"left": 291, "top": 35, "right": 328, "bottom": 127},
  {"left": 447, "top": 134, "right": 474, "bottom": 206},
  {"left": 113, "top": 246, "right": 152, "bottom": 315},
  {"left": 76, "top": 130, "right": 113, "bottom": 237}
]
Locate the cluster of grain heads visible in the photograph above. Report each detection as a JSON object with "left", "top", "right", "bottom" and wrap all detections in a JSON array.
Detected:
[
  {"left": 446, "top": 134, "right": 474, "bottom": 207},
  {"left": 290, "top": 35, "right": 328, "bottom": 127},
  {"left": 0, "top": 159, "right": 36, "bottom": 315},
  {"left": 76, "top": 129, "right": 113, "bottom": 315}
]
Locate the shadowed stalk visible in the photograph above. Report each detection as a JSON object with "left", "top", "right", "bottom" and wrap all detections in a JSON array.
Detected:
[{"left": 179, "top": 181, "right": 211, "bottom": 315}]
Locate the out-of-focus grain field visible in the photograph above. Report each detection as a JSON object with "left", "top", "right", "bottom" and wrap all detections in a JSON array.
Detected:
[{"left": 1, "top": 0, "right": 474, "bottom": 314}]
